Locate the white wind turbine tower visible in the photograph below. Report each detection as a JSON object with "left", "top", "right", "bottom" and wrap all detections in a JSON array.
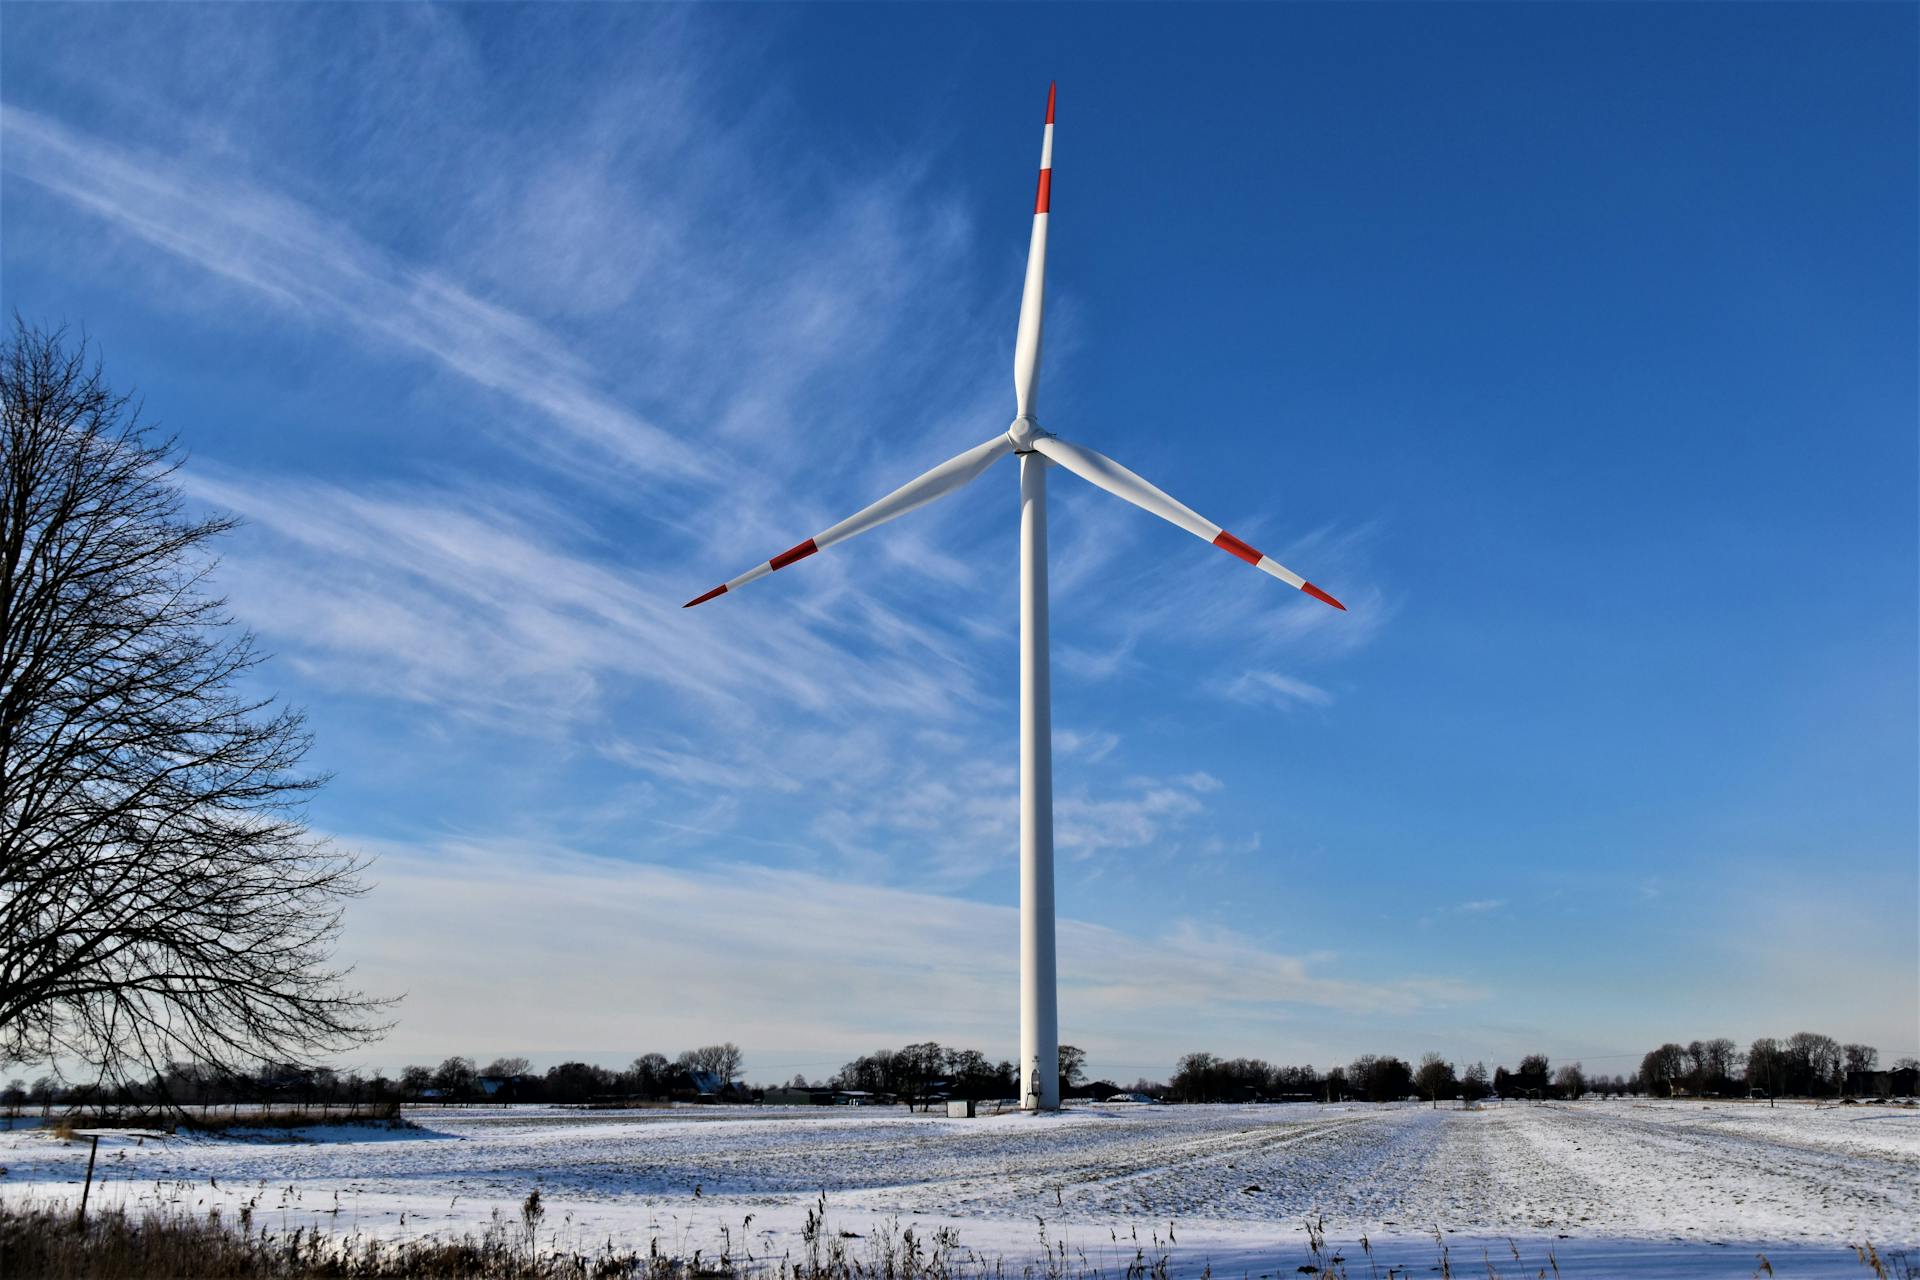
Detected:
[{"left": 684, "top": 83, "right": 1345, "bottom": 1112}]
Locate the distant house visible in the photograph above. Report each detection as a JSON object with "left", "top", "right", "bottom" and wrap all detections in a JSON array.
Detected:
[
  {"left": 478, "top": 1074, "right": 533, "bottom": 1102},
  {"left": 762, "top": 1087, "right": 834, "bottom": 1106},
  {"left": 833, "top": 1089, "right": 876, "bottom": 1106},
  {"left": 1895, "top": 1064, "right": 1920, "bottom": 1097}
]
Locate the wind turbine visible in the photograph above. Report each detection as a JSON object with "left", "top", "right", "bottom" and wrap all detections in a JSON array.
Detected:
[{"left": 683, "top": 83, "right": 1345, "bottom": 1112}]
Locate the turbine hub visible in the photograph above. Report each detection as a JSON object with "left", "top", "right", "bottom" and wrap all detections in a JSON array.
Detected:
[{"left": 1007, "top": 416, "right": 1047, "bottom": 452}]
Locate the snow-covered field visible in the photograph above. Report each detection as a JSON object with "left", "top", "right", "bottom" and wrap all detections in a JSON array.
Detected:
[{"left": 3, "top": 1099, "right": 1915, "bottom": 1277}]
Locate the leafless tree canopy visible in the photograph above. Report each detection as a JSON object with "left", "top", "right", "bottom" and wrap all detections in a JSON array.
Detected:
[
  {"left": 0, "top": 321, "right": 390, "bottom": 1084},
  {"left": 678, "top": 1042, "right": 744, "bottom": 1084},
  {"left": 1414, "top": 1051, "right": 1457, "bottom": 1104}
]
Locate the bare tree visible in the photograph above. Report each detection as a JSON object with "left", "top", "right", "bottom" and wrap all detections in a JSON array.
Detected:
[
  {"left": 1461, "top": 1060, "right": 1491, "bottom": 1101},
  {"left": 0, "top": 322, "right": 390, "bottom": 1087},
  {"left": 682, "top": 1042, "right": 744, "bottom": 1084},
  {"left": 1414, "top": 1052, "right": 1456, "bottom": 1107},
  {"left": 1058, "top": 1044, "right": 1087, "bottom": 1090},
  {"left": 1745, "top": 1037, "right": 1782, "bottom": 1104},
  {"left": 1787, "top": 1031, "right": 1842, "bottom": 1096},
  {"left": 1699, "top": 1037, "right": 1739, "bottom": 1095},
  {"left": 1171, "top": 1052, "right": 1219, "bottom": 1103},
  {"left": 1684, "top": 1040, "right": 1707, "bottom": 1093},
  {"left": 432, "top": 1056, "right": 478, "bottom": 1098},
  {"left": 1552, "top": 1062, "right": 1586, "bottom": 1100},
  {"left": 1640, "top": 1043, "right": 1685, "bottom": 1096},
  {"left": 481, "top": 1056, "right": 532, "bottom": 1080},
  {"left": 628, "top": 1053, "right": 668, "bottom": 1099},
  {"left": 1842, "top": 1044, "right": 1878, "bottom": 1076}
]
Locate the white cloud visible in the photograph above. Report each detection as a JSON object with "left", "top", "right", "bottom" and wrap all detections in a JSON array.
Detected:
[
  {"left": 180, "top": 468, "right": 998, "bottom": 734},
  {"left": 0, "top": 105, "right": 708, "bottom": 485},
  {"left": 1053, "top": 729, "right": 1120, "bottom": 763},
  {"left": 1218, "top": 670, "right": 1335, "bottom": 710},
  {"left": 798, "top": 754, "right": 1240, "bottom": 882},
  {"left": 1055, "top": 637, "right": 1140, "bottom": 682},
  {"left": 338, "top": 835, "right": 1486, "bottom": 1070},
  {"left": 1052, "top": 516, "right": 1392, "bottom": 680}
]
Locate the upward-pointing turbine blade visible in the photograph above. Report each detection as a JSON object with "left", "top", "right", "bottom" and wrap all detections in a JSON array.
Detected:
[
  {"left": 683, "top": 434, "right": 1016, "bottom": 607},
  {"left": 1030, "top": 435, "right": 1346, "bottom": 611},
  {"left": 1012, "top": 82, "right": 1055, "bottom": 420}
]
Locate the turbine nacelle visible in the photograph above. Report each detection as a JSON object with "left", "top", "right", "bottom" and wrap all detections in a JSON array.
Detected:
[{"left": 1007, "top": 416, "right": 1048, "bottom": 453}]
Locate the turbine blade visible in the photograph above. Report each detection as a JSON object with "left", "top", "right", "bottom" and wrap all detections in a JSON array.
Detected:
[
  {"left": 1012, "top": 82, "right": 1055, "bottom": 420},
  {"left": 1031, "top": 435, "right": 1346, "bottom": 611},
  {"left": 683, "top": 434, "right": 1016, "bottom": 607}
]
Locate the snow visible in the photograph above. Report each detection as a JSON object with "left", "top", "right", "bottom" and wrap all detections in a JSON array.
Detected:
[{"left": 3, "top": 1099, "right": 1915, "bottom": 1277}]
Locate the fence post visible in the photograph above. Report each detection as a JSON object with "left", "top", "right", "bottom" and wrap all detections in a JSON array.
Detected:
[{"left": 77, "top": 1134, "right": 101, "bottom": 1224}]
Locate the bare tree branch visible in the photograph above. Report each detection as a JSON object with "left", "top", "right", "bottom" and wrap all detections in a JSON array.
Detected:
[{"left": 0, "top": 318, "right": 393, "bottom": 1085}]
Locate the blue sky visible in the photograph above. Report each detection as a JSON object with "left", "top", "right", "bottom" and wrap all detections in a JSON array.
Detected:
[{"left": 3, "top": 3, "right": 1913, "bottom": 1084}]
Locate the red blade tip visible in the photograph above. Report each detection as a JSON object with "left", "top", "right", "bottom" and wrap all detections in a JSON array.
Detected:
[
  {"left": 769, "top": 537, "right": 819, "bottom": 571},
  {"left": 683, "top": 584, "right": 727, "bottom": 608},
  {"left": 1212, "top": 530, "right": 1263, "bottom": 566},
  {"left": 1302, "top": 582, "right": 1346, "bottom": 611},
  {"left": 1046, "top": 82, "right": 1056, "bottom": 124}
]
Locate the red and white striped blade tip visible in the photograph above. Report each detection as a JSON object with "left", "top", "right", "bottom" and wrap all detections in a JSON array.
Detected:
[
  {"left": 1302, "top": 582, "right": 1346, "bottom": 611},
  {"left": 1046, "top": 81, "right": 1056, "bottom": 123},
  {"left": 1211, "top": 529, "right": 1344, "bottom": 612},
  {"left": 683, "top": 585, "right": 727, "bottom": 608}
]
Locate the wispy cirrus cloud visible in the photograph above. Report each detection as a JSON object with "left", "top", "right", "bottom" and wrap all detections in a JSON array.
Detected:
[
  {"left": 1053, "top": 729, "right": 1120, "bottom": 763},
  {"left": 1044, "top": 506, "right": 1390, "bottom": 704},
  {"left": 1, "top": 105, "right": 710, "bottom": 484},
  {"left": 1217, "top": 669, "right": 1335, "bottom": 710},
  {"left": 180, "top": 469, "right": 983, "bottom": 731}
]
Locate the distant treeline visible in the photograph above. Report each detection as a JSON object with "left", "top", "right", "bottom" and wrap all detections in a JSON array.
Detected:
[
  {"left": 1164, "top": 1034, "right": 1917, "bottom": 1104},
  {"left": 2, "top": 1044, "right": 753, "bottom": 1111},
  {"left": 2, "top": 1042, "right": 1097, "bottom": 1112},
  {"left": 827, "top": 1042, "right": 1021, "bottom": 1101},
  {"left": 824, "top": 1042, "right": 1094, "bottom": 1101},
  {"left": 1640, "top": 1034, "right": 1914, "bottom": 1099},
  {"left": 1165, "top": 1051, "right": 1558, "bottom": 1104},
  {"left": 8, "top": 1031, "right": 1910, "bottom": 1113}
]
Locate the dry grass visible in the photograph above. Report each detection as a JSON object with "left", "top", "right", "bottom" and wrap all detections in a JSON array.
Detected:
[
  {"left": 0, "top": 1192, "right": 1117, "bottom": 1280},
  {"left": 4, "top": 1195, "right": 658, "bottom": 1279},
  {"left": 2, "top": 1195, "right": 1914, "bottom": 1280}
]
